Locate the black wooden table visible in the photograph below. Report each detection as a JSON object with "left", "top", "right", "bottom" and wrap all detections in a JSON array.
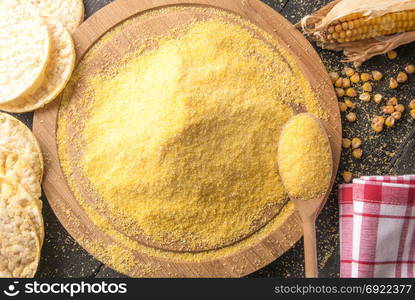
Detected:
[{"left": 12, "top": 0, "right": 415, "bottom": 278}]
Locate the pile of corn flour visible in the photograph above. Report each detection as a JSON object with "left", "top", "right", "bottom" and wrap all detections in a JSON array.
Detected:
[{"left": 58, "top": 14, "right": 327, "bottom": 263}]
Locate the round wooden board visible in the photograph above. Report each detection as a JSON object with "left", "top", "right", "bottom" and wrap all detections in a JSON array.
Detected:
[{"left": 33, "top": 0, "right": 341, "bottom": 277}]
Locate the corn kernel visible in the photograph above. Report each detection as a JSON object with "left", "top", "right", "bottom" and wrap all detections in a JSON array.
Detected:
[
  {"left": 351, "top": 137, "right": 362, "bottom": 149},
  {"left": 372, "top": 122, "right": 384, "bottom": 132},
  {"left": 339, "top": 102, "right": 347, "bottom": 112},
  {"left": 396, "top": 71, "right": 408, "bottom": 83},
  {"left": 334, "top": 77, "right": 343, "bottom": 87},
  {"left": 346, "top": 87, "right": 357, "bottom": 97},
  {"left": 372, "top": 70, "right": 383, "bottom": 81},
  {"left": 387, "top": 97, "right": 398, "bottom": 106},
  {"left": 352, "top": 148, "right": 363, "bottom": 159},
  {"left": 346, "top": 112, "right": 356, "bottom": 122},
  {"left": 389, "top": 78, "right": 398, "bottom": 89},
  {"left": 362, "top": 82, "right": 372, "bottom": 92},
  {"left": 371, "top": 115, "right": 384, "bottom": 132},
  {"left": 350, "top": 73, "right": 360, "bottom": 83},
  {"left": 342, "top": 138, "right": 352, "bottom": 148},
  {"left": 405, "top": 64, "right": 415, "bottom": 74},
  {"left": 392, "top": 111, "right": 402, "bottom": 120},
  {"left": 344, "top": 98, "right": 356, "bottom": 109},
  {"left": 336, "top": 88, "right": 345, "bottom": 97},
  {"left": 342, "top": 78, "right": 351, "bottom": 88},
  {"left": 359, "top": 92, "right": 371, "bottom": 102},
  {"left": 372, "top": 116, "right": 385, "bottom": 125},
  {"left": 373, "top": 93, "right": 383, "bottom": 104},
  {"left": 341, "top": 22, "right": 349, "bottom": 31},
  {"left": 385, "top": 116, "right": 396, "bottom": 127},
  {"left": 343, "top": 67, "right": 355, "bottom": 77},
  {"left": 387, "top": 50, "right": 398, "bottom": 60},
  {"left": 382, "top": 105, "right": 395, "bottom": 114},
  {"left": 329, "top": 71, "right": 340, "bottom": 83},
  {"left": 342, "top": 171, "right": 353, "bottom": 183},
  {"left": 395, "top": 104, "right": 405, "bottom": 113},
  {"left": 360, "top": 72, "right": 371, "bottom": 82},
  {"left": 409, "top": 99, "right": 415, "bottom": 109},
  {"left": 411, "top": 108, "right": 415, "bottom": 119}
]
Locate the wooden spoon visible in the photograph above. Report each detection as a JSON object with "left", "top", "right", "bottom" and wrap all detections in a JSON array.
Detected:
[
  {"left": 289, "top": 194, "right": 327, "bottom": 277},
  {"left": 277, "top": 113, "right": 333, "bottom": 278}
]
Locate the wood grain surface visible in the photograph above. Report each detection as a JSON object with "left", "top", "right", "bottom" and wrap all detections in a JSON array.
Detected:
[
  {"left": 32, "top": 0, "right": 340, "bottom": 277},
  {"left": 6, "top": 0, "right": 415, "bottom": 278}
]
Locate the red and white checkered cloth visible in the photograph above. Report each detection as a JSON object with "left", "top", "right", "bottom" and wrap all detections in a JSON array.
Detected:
[{"left": 339, "top": 175, "right": 415, "bottom": 278}]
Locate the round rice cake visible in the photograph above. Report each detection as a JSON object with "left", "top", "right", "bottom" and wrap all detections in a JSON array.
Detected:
[
  {"left": 0, "top": 147, "right": 42, "bottom": 200},
  {"left": 0, "top": 16, "right": 76, "bottom": 113},
  {"left": 29, "top": 0, "right": 85, "bottom": 33},
  {"left": 0, "top": 1, "right": 51, "bottom": 105},
  {"left": 0, "top": 194, "right": 40, "bottom": 278},
  {"left": 0, "top": 113, "right": 44, "bottom": 184},
  {"left": 0, "top": 176, "right": 44, "bottom": 248}
]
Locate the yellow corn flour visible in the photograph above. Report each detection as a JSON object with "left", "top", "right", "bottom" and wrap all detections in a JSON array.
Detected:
[
  {"left": 58, "top": 12, "right": 327, "bottom": 257},
  {"left": 278, "top": 114, "right": 332, "bottom": 200}
]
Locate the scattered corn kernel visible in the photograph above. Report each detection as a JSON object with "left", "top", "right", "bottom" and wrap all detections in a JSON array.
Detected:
[
  {"left": 389, "top": 78, "right": 398, "bottom": 89},
  {"left": 336, "top": 88, "right": 345, "bottom": 97},
  {"left": 346, "top": 111, "right": 356, "bottom": 122},
  {"left": 360, "top": 72, "right": 371, "bottom": 82},
  {"left": 371, "top": 70, "right": 383, "bottom": 81},
  {"left": 385, "top": 116, "right": 396, "bottom": 128},
  {"left": 329, "top": 71, "right": 340, "bottom": 83},
  {"left": 343, "top": 67, "right": 355, "bottom": 77},
  {"left": 387, "top": 97, "right": 398, "bottom": 106},
  {"left": 387, "top": 50, "right": 398, "bottom": 60},
  {"left": 344, "top": 98, "right": 356, "bottom": 109},
  {"left": 373, "top": 93, "right": 383, "bottom": 104},
  {"left": 342, "top": 78, "right": 351, "bottom": 88},
  {"left": 342, "top": 171, "right": 353, "bottom": 183},
  {"left": 339, "top": 101, "right": 347, "bottom": 112},
  {"left": 411, "top": 109, "right": 415, "bottom": 119},
  {"left": 382, "top": 105, "right": 395, "bottom": 114},
  {"left": 372, "top": 122, "right": 384, "bottom": 132},
  {"left": 409, "top": 99, "right": 415, "bottom": 110},
  {"left": 350, "top": 73, "right": 360, "bottom": 83},
  {"left": 392, "top": 111, "right": 402, "bottom": 120},
  {"left": 395, "top": 104, "right": 405, "bottom": 113},
  {"left": 372, "top": 116, "right": 385, "bottom": 132},
  {"left": 342, "top": 138, "right": 351, "bottom": 148},
  {"left": 359, "top": 92, "right": 371, "bottom": 102},
  {"left": 352, "top": 148, "right": 363, "bottom": 159},
  {"left": 346, "top": 87, "right": 357, "bottom": 97},
  {"left": 335, "top": 77, "right": 343, "bottom": 87},
  {"left": 362, "top": 82, "right": 372, "bottom": 92},
  {"left": 372, "top": 116, "right": 385, "bottom": 125},
  {"left": 405, "top": 64, "right": 415, "bottom": 74},
  {"left": 351, "top": 137, "right": 362, "bottom": 149},
  {"left": 396, "top": 71, "right": 408, "bottom": 83}
]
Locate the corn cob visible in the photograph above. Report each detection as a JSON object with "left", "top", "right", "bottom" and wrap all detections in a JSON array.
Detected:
[
  {"left": 325, "top": 10, "right": 415, "bottom": 43},
  {"left": 298, "top": 0, "right": 415, "bottom": 65}
]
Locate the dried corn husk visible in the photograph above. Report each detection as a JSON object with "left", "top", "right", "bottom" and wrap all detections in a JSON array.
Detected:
[{"left": 298, "top": 0, "right": 415, "bottom": 66}]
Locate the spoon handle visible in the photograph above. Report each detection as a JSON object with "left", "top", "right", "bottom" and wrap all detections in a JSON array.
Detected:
[{"left": 303, "top": 219, "right": 318, "bottom": 278}]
